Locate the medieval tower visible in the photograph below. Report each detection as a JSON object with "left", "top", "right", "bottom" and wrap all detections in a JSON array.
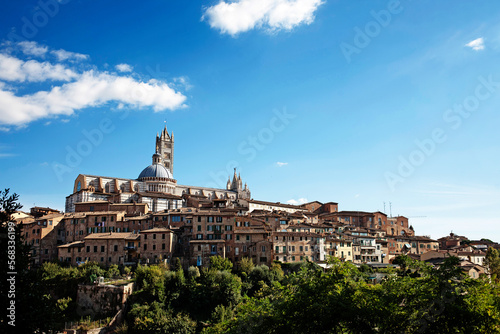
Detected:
[{"left": 156, "top": 125, "right": 174, "bottom": 175}]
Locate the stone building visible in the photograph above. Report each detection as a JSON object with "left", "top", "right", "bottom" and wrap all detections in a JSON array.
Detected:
[
  {"left": 58, "top": 232, "right": 140, "bottom": 266},
  {"left": 19, "top": 213, "right": 64, "bottom": 265},
  {"left": 139, "top": 227, "right": 176, "bottom": 264},
  {"left": 273, "top": 231, "right": 325, "bottom": 263}
]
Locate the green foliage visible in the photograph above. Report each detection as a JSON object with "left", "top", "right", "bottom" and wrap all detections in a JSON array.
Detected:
[
  {"left": 106, "top": 264, "right": 121, "bottom": 278},
  {"left": 485, "top": 247, "right": 500, "bottom": 283},
  {"left": 123, "top": 265, "right": 132, "bottom": 276},
  {"left": 187, "top": 266, "right": 200, "bottom": 280},
  {"left": 134, "top": 265, "right": 166, "bottom": 301},
  {"left": 210, "top": 255, "right": 233, "bottom": 272},
  {"left": 128, "top": 301, "right": 196, "bottom": 334},
  {"left": 205, "top": 256, "right": 500, "bottom": 334},
  {"left": 79, "top": 261, "right": 106, "bottom": 283},
  {"left": 359, "top": 263, "right": 373, "bottom": 273},
  {"left": 238, "top": 257, "right": 254, "bottom": 275}
]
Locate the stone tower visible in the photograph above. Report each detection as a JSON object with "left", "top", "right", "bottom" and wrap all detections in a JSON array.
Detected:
[{"left": 155, "top": 125, "right": 174, "bottom": 176}]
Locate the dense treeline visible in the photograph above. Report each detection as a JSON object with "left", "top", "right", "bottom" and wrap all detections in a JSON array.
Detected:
[{"left": 124, "top": 256, "right": 500, "bottom": 334}]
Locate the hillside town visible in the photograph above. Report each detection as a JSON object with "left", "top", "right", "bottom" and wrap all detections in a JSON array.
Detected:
[{"left": 13, "top": 126, "right": 495, "bottom": 279}]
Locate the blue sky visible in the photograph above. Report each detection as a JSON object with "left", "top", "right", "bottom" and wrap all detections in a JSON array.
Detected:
[{"left": 1, "top": 0, "right": 500, "bottom": 241}]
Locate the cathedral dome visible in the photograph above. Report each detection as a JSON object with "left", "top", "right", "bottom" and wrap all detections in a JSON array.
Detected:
[{"left": 138, "top": 163, "right": 173, "bottom": 180}]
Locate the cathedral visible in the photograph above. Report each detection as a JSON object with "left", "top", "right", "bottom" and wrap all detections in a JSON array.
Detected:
[{"left": 65, "top": 125, "right": 251, "bottom": 212}]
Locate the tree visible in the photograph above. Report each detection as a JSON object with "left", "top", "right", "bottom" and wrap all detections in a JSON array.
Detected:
[
  {"left": 209, "top": 256, "right": 233, "bottom": 272},
  {"left": 484, "top": 247, "right": 500, "bottom": 282},
  {"left": 0, "top": 189, "right": 67, "bottom": 333},
  {"left": 238, "top": 257, "right": 254, "bottom": 276},
  {"left": 128, "top": 301, "right": 196, "bottom": 334},
  {"left": 106, "top": 264, "right": 121, "bottom": 278}
]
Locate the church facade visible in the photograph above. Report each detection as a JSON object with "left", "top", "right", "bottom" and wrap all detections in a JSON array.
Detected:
[{"left": 65, "top": 125, "right": 251, "bottom": 212}]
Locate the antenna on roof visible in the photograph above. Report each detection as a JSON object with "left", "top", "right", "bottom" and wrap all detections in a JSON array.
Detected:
[
  {"left": 383, "top": 202, "right": 386, "bottom": 214},
  {"left": 389, "top": 202, "right": 392, "bottom": 218}
]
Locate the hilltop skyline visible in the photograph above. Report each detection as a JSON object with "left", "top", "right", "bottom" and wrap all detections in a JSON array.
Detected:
[{"left": 1, "top": 0, "right": 500, "bottom": 241}]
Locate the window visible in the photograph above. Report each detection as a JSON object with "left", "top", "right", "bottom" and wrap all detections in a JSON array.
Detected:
[
  {"left": 275, "top": 246, "right": 279, "bottom": 252},
  {"left": 94, "top": 246, "right": 97, "bottom": 252},
  {"left": 172, "top": 216, "right": 181, "bottom": 222},
  {"left": 261, "top": 246, "right": 266, "bottom": 252},
  {"left": 101, "top": 246, "right": 105, "bottom": 252},
  {"left": 144, "top": 244, "right": 147, "bottom": 250},
  {"left": 153, "top": 234, "right": 156, "bottom": 240},
  {"left": 114, "top": 245, "right": 118, "bottom": 252},
  {"left": 196, "top": 234, "right": 203, "bottom": 240},
  {"left": 197, "top": 225, "right": 201, "bottom": 231},
  {"left": 207, "top": 217, "right": 214, "bottom": 223},
  {"left": 236, "top": 235, "right": 240, "bottom": 241},
  {"left": 216, "top": 216, "right": 223, "bottom": 223},
  {"left": 197, "top": 216, "right": 202, "bottom": 222},
  {"left": 225, "top": 225, "right": 232, "bottom": 231},
  {"left": 244, "top": 221, "right": 249, "bottom": 227},
  {"left": 243, "top": 245, "right": 247, "bottom": 252},
  {"left": 86, "top": 246, "right": 90, "bottom": 252},
  {"left": 282, "top": 246, "right": 286, "bottom": 252},
  {"left": 162, "top": 243, "right": 165, "bottom": 250},
  {"left": 246, "top": 235, "right": 250, "bottom": 241},
  {"left": 162, "top": 233, "right": 165, "bottom": 239},
  {"left": 300, "top": 246, "right": 303, "bottom": 252},
  {"left": 153, "top": 245, "right": 156, "bottom": 250},
  {"left": 144, "top": 234, "right": 148, "bottom": 240},
  {"left": 305, "top": 246, "right": 309, "bottom": 251}
]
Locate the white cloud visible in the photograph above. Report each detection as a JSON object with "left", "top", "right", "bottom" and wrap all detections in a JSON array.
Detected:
[
  {"left": 465, "top": 37, "right": 485, "bottom": 51},
  {"left": 115, "top": 63, "right": 133, "bottom": 72},
  {"left": 287, "top": 198, "right": 308, "bottom": 205},
  {"left": 173, "top": 76, "right": 193, "bottom": 90},
  {"left": 0, "top": 43, "right": 188, "bottom": 127},
  {"left": 0, "top": 54, "right": 78, "bottom": 82},
  {"left": 50, "top": 49, "right": 89, "bottom": 62},
  {"left": 18, "top": 41, "right": 48, "bottom": 57},
  {"left": 276, "top": 161, "right": 288, "bottom": 167},
  {"left": 203, "top": 0, "right": 324, "bottom": 36}
]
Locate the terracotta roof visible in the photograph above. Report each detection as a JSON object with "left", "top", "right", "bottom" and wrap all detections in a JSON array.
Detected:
[
  {"left": 140, "top": 228, "right": 173, "bottom": 233},
  {"left": 58, "top": 241, "right": 85, "bottom": 248},
  {"left": 84, "top": 232, "right": 139, "bottom": 240},
  {"left": 248, "top": 199, "right": 306, "bottom": 210}
]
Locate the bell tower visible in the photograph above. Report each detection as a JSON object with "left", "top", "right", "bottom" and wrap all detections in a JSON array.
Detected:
[{"left": 156, "top": 124, "right": 174, "bottom": 176}]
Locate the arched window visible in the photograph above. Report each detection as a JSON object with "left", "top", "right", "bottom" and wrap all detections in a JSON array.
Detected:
[{"left": 77, "top": 181, "right": 81, "bottom": 192}]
